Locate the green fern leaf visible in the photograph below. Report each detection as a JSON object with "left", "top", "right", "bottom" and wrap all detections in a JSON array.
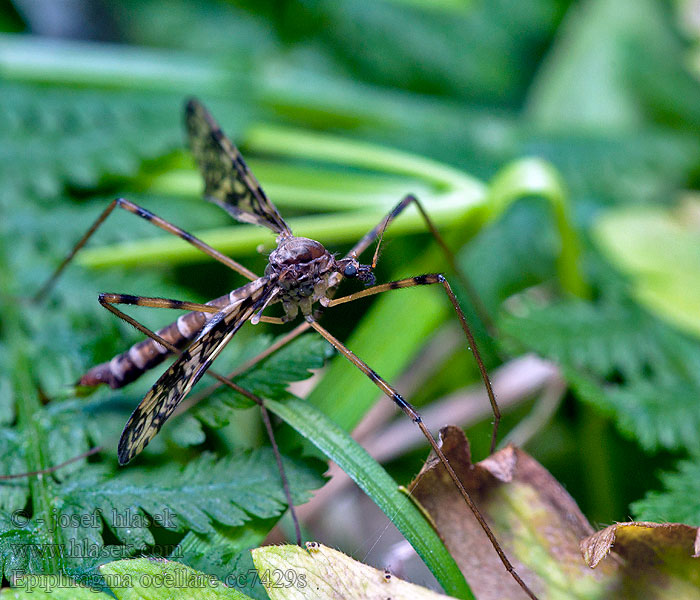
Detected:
[
  {"left": 174, "top": 519, "right": 277, "bottom": 599},
  {"left": 194, "top": 333, "right": 333, "bottom": 424},
  {"left": 500, "top": 297, "right": 700, "bottom": 452},
  {"left": 100, "top": 557, "right": 254, "bottom": 599},
  {"left": 0, "top": 429, "right": 28, "bottom": 512},
  {"left": 631, "top": 458, "right": 700, "bottom": 525},
  {"left": 58, "top": 451, "right": 323, "bottom": 546},
  {"left": 0, "top": 83, "right": 183, "bottom": 205},
  {"left": 234, "top": 334, "right": 334, "bottom": 400},
  {"left": 518, "top": 129, "right": 700, "bottom": 209}
]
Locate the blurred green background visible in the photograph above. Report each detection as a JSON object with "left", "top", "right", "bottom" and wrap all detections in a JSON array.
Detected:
[{"left": 3, "top": 0, "right": 700, "bottom": 594}]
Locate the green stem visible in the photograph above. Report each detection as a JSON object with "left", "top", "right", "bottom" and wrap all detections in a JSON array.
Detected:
[
  {"left": 79, "top": 128, "right": 488, "bottom": 268},
  {"left": 77, "top": 199, "right": 485, "bottom": 269},
  {"left": 145, "top": 163, "right": 436, "bottom": 212},
  {"left": 578, "top": 405, "right": 617, "bottom": 523},
  {"left": 486, "top": 157, "right": 589, "bottom": 298},
  {"left": 246, "top": 123, "right": 484, "bottom": 194},
  {"left": 0, "top": 33, "right": 235, "bottom": 93},
  {"left": 2, "top": 261, "right": 61, "bottom": 572}
]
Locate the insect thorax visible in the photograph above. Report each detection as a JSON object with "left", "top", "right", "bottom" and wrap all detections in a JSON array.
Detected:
[{"left": 265, "top": 236, "right": 336, "bottom": 315}]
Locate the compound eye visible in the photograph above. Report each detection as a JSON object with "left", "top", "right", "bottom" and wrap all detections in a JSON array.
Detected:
[{"left": 343, "top": 264, "right": 358, "bottom": 277}]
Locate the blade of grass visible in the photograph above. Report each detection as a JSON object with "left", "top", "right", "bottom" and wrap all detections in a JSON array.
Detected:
[{"left": 265, "top": 397, "right": 474, "bottom": 600}]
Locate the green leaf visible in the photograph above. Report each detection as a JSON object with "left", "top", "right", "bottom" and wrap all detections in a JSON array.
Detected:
[
  {"left": 500, "top": 298, "right": 661, "bottom": 380},
  {"left": 0, "top": 575, "right": 113, "bottom": 599},
  {"left": 501, "top": 296, "right": 700, "bottom": 452},
  {"left": 516, "top": 128, "right": 700, "bottom": 210},
  {"left": 0, "top": 34, "right": 237, "bottom": 93},
  {"left": 100, "top": 558, "right": 253, "bottom": 600},
  {"left": 0, "top": 82, "right": 180, "bottom": 204},
  {"left": 59, "top": 451, "right": 324, "bottom": 544},
  {"left": 526, "top": 0, "right": 668, "bottom": 128},
  {"left": 485, "top": 157, "right": 587, "bottom": 297},
  {"left": 194, "top": 333, "right": 333, "bottom": 424},
  {"left": 166, "top": 415, "right": 206, "bottom": 448},
  {"left": 592, "top": 205, "right": 700, "bottom": 339},
  {"left": 252, "top": 543, "right": 457, "bottom": 600},
  {"left": 234, "top": 335, "right": 334, "bottom": 403},
  {"left": 0, "top": 429, "right": 29, "bottom": 512},
  {"left": 631, "top": 458, "right": 700, "bottom": 525},
  {"left": 0, "top": 521, "right": 52, "bottom": 581},
  {"left": 175, "top": 518, "right": 276, "bottom": 584},
  {"left": 572, "top": 369, "right": 700, "bottom": 453},
  {"left": 288, "top": 0, "right": 558, "bottom": 105}
]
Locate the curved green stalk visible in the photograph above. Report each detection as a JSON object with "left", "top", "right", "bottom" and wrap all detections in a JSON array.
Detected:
[
  {"left": 78, "top": 208, "right": 475, "bottom": 269},
  {"left": 0, "top": 33, "right": 234, "bottom": 93},
  {"left": 245, "top": 123, "right": 483, "bottom": 194},
  {"left": 78, "top": 128, "right": 486, "bottom": 268},
  {"left": 486, "top": 157, "right": 589, "bottom": 298}
]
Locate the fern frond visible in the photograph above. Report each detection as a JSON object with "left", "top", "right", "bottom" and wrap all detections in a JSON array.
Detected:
[
  {"left": 174, "top": 517, "right": 277, "bottom": 597},
  {"left": 194, "top": 333, "right": 333, "bottom": 424},
  {"left": 517, "top": 129, "right": 700, "bottom": 208},
  {"left": 631, "top": 458, "right": 700, "bottom": 525},
  {"left": 59, "top": 451, "right": 322, "bottom": 542},
  {"left": 501, "top": 296, "right": 700, "bottom": 452},
  {"left": 0, "top": 83, "right": 185, "bottom": 205}
]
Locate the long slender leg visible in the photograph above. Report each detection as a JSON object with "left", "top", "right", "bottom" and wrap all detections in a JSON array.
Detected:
[
  {"left": 0, "top": 447, "right": 103, "bottom": 480},
  {"left": 345, "top": 194, "right": 494, "bottom": 335},
  {"left": 175, "top": 196, "right": 500, "bottom": 443},
  {"left": 96, "top": 204, "right": 501, "bottom": 449},
  {"left": 403, "top": 195, "right": 495, "bottom": 335},
  {"left": 305, "top": 316, "right": 536, "bottom": 600},
  {"left": 34, "top": 197, "right": 258, "bottom": 302},
  {"left": 78, "top": 194, "right": 486, "bottom": 405},
  {"left": 324, "top": 274, "right": 499, "bottom": 453},
  {"left": 100, "top": 293, "right": 222, "bottom": 313},
  {"left": 220, "top": 193, "right": 496, "bottom": 407},
  {"left": 100, "top": 293, "right": 285, "bottom": 323},
  {"left": 209, "top": 194, "right": 494, "bottom": 394},
  {"left": 95, "top": 298, "right": 303, "bottom": 547}
]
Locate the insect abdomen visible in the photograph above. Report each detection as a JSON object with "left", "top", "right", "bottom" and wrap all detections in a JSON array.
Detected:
[{"left": 79, "top": 292, "right": 232, "bottom": 389}]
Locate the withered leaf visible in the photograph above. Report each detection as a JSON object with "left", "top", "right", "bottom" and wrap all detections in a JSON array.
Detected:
[
  {"left": 407, "top": 426, "right": 698, "bottom": 599},
  {"left": 581, "top": 522, "right": 700, "bottom": 597}
]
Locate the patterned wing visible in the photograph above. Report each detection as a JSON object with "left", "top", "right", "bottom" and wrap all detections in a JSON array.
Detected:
[
  {"left": 117, "top": 276, "right": 279, "bottom": 465},
  {"left": 185, "top": 98, "right": 291, "bottom": 236}
]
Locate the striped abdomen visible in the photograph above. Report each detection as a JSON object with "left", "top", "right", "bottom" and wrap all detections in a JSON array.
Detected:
[{"left": 79, "top": 291, "right": 237, "bottom": 389}]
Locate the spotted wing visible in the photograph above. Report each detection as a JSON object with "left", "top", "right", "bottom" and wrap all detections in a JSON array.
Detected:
[
  {"left": 117, "top": 275, "right": 279, "bottom": 465},
  {"left": 185, "top": 98, "right": 291, "bottom": 236}
]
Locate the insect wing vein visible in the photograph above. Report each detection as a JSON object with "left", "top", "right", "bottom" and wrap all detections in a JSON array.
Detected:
[
  {"left": 185, "top": 98, "right": 291, "bottom": 236},
  {"left": 117, "top": 276, "right": 279, "bottom": 464}
]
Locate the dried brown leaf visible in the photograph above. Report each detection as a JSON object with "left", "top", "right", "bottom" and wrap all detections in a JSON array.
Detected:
[
  {"left": 581, "top": 522, "right": 700, "bottom": 597},
  {"left": 409, "top": 426, "right": 700, "bottom": 599},
  {"left": 408, "top": 426, "right": 612, "bottom": 599}
]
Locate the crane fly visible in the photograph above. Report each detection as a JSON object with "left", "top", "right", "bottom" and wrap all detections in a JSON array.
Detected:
[
  {"left": 80, "top": 100, "right": 377, "bottom": 464},
  {"left": 38, "top": 99, "right": 537, "bottom": 599}
]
